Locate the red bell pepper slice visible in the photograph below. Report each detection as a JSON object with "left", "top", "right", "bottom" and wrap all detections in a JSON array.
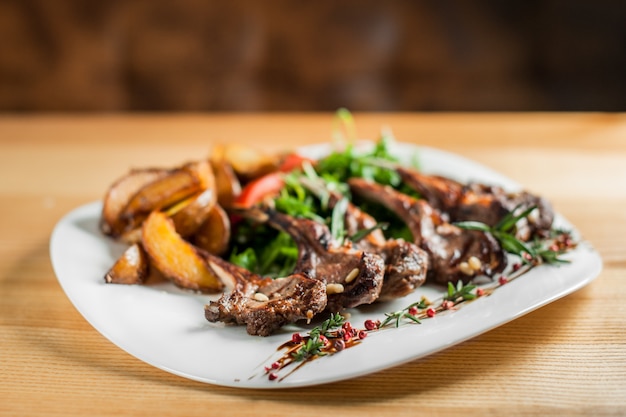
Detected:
[
  {"left": 235, "top": 172, "right": 285, "bottom": 208},
  {"left": 278, "top": 153, "right": 315, "bottom": 172}
]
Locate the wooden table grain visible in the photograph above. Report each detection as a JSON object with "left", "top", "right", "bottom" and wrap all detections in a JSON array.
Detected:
[{"left": 1, "top": 113, "right": 625, "bottom": 417}]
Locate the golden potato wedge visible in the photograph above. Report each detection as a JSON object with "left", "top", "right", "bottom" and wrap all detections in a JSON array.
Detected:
[
  {"left": 100, "top": 168, "right": 169, "bottom": 237},
  {"left": 217, "top": 144, "right": 279, "bottom": 182},
  {"left": 122, "top": 160, "right": 212, "bottom": 221},
  {"left": 119, "top": 227, "right": 143, "bottom": 244},
  {"left": 192, "top": 204, "right": 231, "bottom": 256},
  {"left": 141, "top": 211, "right": 224, "bottom": 293},
  {"left": 209, "top": 158, "right": 241, "bottom": 208},
  {"left": 104, "top": 243, "right": 149, "bottom": 285},
  {"left": 169, "top": 188, "right": 217, "bottom": 238}
]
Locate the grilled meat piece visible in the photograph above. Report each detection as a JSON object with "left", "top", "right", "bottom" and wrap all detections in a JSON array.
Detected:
[
  {"left": 204, "top": 254, "right": 327, "bottom": 336},
  {"left": 328, "top": 193, "right": 428, "bottom": 301},
  {"left": 396, "top": 167, "right": 554, "bottom": 240},
  {"left": 243, "top": 207, "right": 385, "bottom": 311},
  {"left": 375, "top": 239, "right": 429, "bottom": 301},
  {"left": 349, "top": 178, "right": 507, "bottom": 285}
]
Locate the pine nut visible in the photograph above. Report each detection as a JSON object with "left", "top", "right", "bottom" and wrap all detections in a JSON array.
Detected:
[
  {"left": 468, "top": 256, "right": 482, "bottom": 271},
  {"left": 326, "top": 283, "right": 345, "bottom": 294},
  {"left": 345, "top": 268, "right": 360, "bottom": 283},
  {"left": 527, "top": 208, "right": 539, "bottom": 224},
  {"left": 253, "top": 292, "right": 269, "bottom": 302},
  {"left": 459, "top": 261, "right": 474, "bottom": 276}
]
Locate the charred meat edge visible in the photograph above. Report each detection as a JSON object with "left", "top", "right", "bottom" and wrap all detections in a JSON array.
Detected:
[
  {"left": 241, "top": 207, "right": 385, "bottom": 312},
  {"left": 348, "top": 178, "right": 507, "bottom": 285},
  {"left": 319, "top": 186, "right": 429, "bottom": 302},
  {"left": 204, "top": 253, "right": 327, "bottom": 337},
  {"left": 396, "top": 166, "right": 554, "bottom": 241}
]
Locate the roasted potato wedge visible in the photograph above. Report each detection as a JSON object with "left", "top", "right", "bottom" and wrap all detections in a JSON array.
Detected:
[
  {"left": 104, "top": 243, "right": 149, "bottom": 285},
  {"left": 216, "top": 144, "right": 279, "bottom": 182},
  {"left": 209, "top": 158, "right": 241, "bottom": 208},
  {"left": 119, "top": 227, "right": 143, "bottom": 244},
  {"left": 192, "top": 204, "right": 231, "bottom": 256},
  {"left": 169, "top": 188, "right": 217, "bottom": 238},
  {"left": 141, "top": 211, "right": 224, "bottom": 293},
  {"left": 101, "top": 168, "right": 169, "bottom": 237},
  {"left": 121, "top": 160, "right": 212, "bottom": 222}
]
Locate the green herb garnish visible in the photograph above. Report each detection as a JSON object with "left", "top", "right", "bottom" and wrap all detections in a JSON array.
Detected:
[
  {"left": 380, "top": 298, "right": 428, "bottom": 328},
  {"left": 444, "top": 281, "right": 477, "bottom": 302},
  {"left": 291, "top": 313, "right": 345, "bottom": 361},
  {"left": 455, "top": 205, "right": 572, "bottom": 265}
]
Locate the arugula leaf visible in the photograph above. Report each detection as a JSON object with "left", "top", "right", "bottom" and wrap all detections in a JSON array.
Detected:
[
  {"left": 258, "top": 231, "right": 299, "bottom": 277},
  {"left": 315, "top": 132, "right": 403, "bottom": 187},
  {"left": 229, "top": 247, "right": 258, "bottom": 271}
]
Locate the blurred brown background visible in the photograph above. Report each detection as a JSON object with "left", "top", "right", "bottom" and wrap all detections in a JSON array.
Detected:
[{"left": 1, "top": 0, "right": 625, "bottom": 112}]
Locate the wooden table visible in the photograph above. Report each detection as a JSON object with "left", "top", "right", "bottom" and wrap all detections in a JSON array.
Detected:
[{"left": 1, "top": 113, "right": 625, "bottom": 416}]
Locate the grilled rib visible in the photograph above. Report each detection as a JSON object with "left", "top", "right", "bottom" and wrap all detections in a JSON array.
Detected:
[
  {"left": 349, "top": 178, "right": 507, "bottom": 285},
  {"left": 242, "top": 207, "right": 385, "bottom": 312},
  {"left": 396, "top": 166, "right": 554, "bottom": 241},
  {"left": 325, "top": 190, "right": 428, "bottom": 301},
  {"left": 204, "top": 254, "right": 327, "bottom": 336}
]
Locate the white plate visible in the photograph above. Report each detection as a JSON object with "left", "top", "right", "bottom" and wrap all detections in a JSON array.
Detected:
[{"left": 50, "top": 143, "right": 602, "bottom": 388}]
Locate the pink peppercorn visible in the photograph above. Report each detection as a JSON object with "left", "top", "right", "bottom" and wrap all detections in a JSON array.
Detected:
[
  {"left": 334, "top": 339, "right": 346, "bottom": 351},
  {"left": 291, "top": 333, "right": 303, "bottom": 344},
  {"left": 408, "top": 306, "right": 419, "bottom": 316},
  {"left": 442, "top": 300, "right": 454, "bottom": 310},
  {"left": 269, "top": 372, "right": 278, "bottom": 381},
  {"left": 271, "top": 361, "right": 280, "bottom": 370},
  {"left": 499, "top": 276, "right": 509, "bottom": 285},
  {"left": 358, "top": 330, "right": 367, "bottom": 339},
  {"left": 364, "top": 319, "right": 379, "bottom": 330},
  {"left": 426, "top": 308, "right": 436, "bottom": 318},
  {"left": 476, "top": 287, "right": 485, "bottom": 296}
]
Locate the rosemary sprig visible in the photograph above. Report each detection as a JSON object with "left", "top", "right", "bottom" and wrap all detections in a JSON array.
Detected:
[
  {"left": 330, "top": 198, "right": 349, "bottom": 243},
  {"left": 455, "top": 205, "right": 572, "bottom": 265},
  {"left": 349, "top": 222, "right": 389, "bottom": 243}
]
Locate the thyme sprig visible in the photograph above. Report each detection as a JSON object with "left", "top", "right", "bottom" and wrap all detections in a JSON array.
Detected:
[
  {"left": 291, "top": 313, "right": 345, "bottom": 362},
  {"left": 444, "top": 281, "right": 477, "bottom": 302},
  {"left": 380, "top": 297, "right": 428, "bottom": 328},
  {"left": 380, "top": 280, "right": 479, "bottom": 328},
  {"left": 262, "top": 313, "right": 371, "bottom": 381}
]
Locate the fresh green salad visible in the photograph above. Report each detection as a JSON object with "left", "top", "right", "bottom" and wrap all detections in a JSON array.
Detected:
[{"left": 228, "top": 110, "right": 420, "bottom": 277}]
